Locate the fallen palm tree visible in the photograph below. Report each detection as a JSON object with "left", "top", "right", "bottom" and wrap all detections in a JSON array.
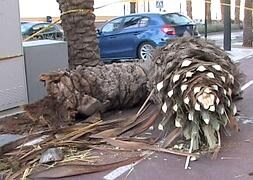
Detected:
[
  {"left": 2, "top": 38, "right": 243, "bottom": 178},
  {"left": 26, "top": 37, "right": 243, "bottom": 152}
]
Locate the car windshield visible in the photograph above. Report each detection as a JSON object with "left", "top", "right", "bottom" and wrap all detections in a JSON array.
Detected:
[
  {"left": 21, "top": 23, "right": 34, "bottom": 34},
  {"left": 162, "top": 13, "right": 193, "bottom": 25}
]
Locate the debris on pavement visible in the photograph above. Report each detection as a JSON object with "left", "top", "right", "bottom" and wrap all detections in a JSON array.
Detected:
[{"left": 39, "top": 148, "right": 64, "bottom": 164}]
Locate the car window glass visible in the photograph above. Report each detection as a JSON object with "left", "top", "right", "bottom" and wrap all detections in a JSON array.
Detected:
[
  {"left": 162, "top": 13, "right": 193, "bottom": 25},
  {"left": 47, "top": 25, "right": 57, "bottom": 32},
  {"left": 21, "top": 23, "right": 34, "bottom": 34},
  {"left": 139, "top": 17, "right": 149, "bottom": 27},
  {"left": 102, "top": 18, "right": 123, "bottom": 33},
  {"left": 32, "top": 24, "right": 46, "bottom": 31},
  {"left": 32, "top": 23, "right": 56, "bottom": 33},
  {"left": 123, "top": 16, "right": 149, "bottom": 29}
]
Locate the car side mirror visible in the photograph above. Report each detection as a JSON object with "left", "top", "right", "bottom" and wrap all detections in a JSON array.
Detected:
[{"left": 96, "top": 28, "right": 102, "bottom": 35}]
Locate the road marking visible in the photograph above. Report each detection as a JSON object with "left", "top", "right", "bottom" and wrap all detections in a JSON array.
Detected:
[
  {"left": 241, "top": 80, "right": 253, "bottom": 91},
  {"left": 104, "top": 152, "right": 154, "bottom": 180},
  {"left": 242, "top": 119, "right": 253, "bottom": 124},
  {"left": 104, "top": 164, "right": 134, "bottom": 180}
]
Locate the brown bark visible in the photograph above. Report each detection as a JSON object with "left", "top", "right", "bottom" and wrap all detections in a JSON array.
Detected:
[
  {"left": 206, "top": 0, "right": 212, "bottom": 23},
  {"left": 32, "top": 63, "right": 148, "bottom": 122},
  {"left": 186, "top": 0, "right": 192, "bottom": 19},
  {"left": 234, "top": 0, "right": 241, "bottom": 24},
  {"left": 243, "top": 0, "right": 252, "bottom": 47},
  {"left": 56, "top": 0, "right": 100, "bottom": 68}
]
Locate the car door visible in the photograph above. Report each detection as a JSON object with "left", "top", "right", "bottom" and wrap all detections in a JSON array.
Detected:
[
  {"left": 117, "top": 16, "right": 149, "bottom": 58},
  {"left": 98, "top": 17, "right": 124, "bottom": 59}
]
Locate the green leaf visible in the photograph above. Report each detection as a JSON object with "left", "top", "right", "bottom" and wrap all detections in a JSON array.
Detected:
[
  {"left": 201, "top": 111, "right": 210, "bottom": 124},
  {"left": 210, "top": 118, "right": 220, "bottom": 131},
  {"left": 202, "top": 125, "right": 217, "bottom": 149}
]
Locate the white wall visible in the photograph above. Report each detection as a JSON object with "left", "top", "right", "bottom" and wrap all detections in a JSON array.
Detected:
[
  {"left": 19, "top": 0, "right": 60, "bottom": 18},
  {"left": 0, "top": 0, "right": 28, "bottom": 111},
  {"left": 18, "top": 0, "right": 244, "bottom": 20}
]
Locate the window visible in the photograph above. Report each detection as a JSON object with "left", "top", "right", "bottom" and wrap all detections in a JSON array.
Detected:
[
  {"left": 47, "top": 25, "right": 57, "bottom": 32},
  {"left": 123, "top": 16, "right": 149, "bottom": 29},
  {"left": 32, "top": 24, "right": 47, "bottom": 31},
  {"left": 162, "top": 13, "right": 193, "bottom": 25},
  {"left": 102, "top": 18, "right": 123, "bottom": 33},
  {"left": 139, "top": 17, "right": 149, "bottom": 27}
]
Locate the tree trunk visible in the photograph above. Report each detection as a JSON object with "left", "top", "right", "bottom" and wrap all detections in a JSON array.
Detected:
[
  {"left": 206, "top": 0, "right": 212, "bottom": 23},
  {"left": 234, "top": 0, "right": 241, "bottom": 25},
  {"left": 220, "top": 0, "right": 225, "bottom": 22},
  {"left": 26, "top": 63, "right": 148, "bottom": 124},
  {"left": 56, "top": 0, "right": 100, "bottom": 68},
  {"left": 243, "top": 0, "right": 252, "bottom": 47},
  {"left": 186, "top": 0, "right": 193, "bottom": 19}
]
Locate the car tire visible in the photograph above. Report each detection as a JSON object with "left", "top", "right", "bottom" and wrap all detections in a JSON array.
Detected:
[{"left": 138, "top": 42, "right": 155, "bottom": 61}]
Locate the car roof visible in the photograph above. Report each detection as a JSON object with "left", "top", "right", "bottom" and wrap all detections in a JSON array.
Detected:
[
  {"left": 21, "top": 21, "right": 50, "bottom": 25},
  {"left": 105, "top": 12, "right": 184, "bottom": 23},
  {"left": 120, "top": 12, "right": 181, "bottom": 18}
]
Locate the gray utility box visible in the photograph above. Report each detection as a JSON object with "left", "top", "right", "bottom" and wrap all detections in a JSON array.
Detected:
[{"left": 23, "top": 40, "right": 69, "bottom": 103}]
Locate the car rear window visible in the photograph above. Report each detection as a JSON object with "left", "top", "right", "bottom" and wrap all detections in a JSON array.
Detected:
[{"left": 162, "top": 13, "right": 193, "bottom": 25}]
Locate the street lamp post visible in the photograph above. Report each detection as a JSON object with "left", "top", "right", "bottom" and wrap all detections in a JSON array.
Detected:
[
  {"left": 204, "top": 0, "right": 208, "bottom": 39},
  {"left": 224, "top": 0, "right": 231, "bottom": 51}
]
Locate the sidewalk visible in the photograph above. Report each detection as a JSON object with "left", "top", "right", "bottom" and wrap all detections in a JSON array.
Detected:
[{"left": 227, "top": 48, "right": 253, "bottom": 61}]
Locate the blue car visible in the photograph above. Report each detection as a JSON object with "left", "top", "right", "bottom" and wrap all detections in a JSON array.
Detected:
[{"left": 97, "top": 12, "right": 199, "bottom": 62}]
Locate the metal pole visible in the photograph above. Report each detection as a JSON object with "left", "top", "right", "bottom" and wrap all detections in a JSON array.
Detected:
[
  {"left": 204, "top": 0, "right": 208, "bottom": 39},
  {"left": 148, "top": 0, "right": 150, "bottom": 12},
  {"left": 224, "top": 0, "right": 231, "bottom": 51},
  {"left": 144, "top": 0, "right": 146, "bottom": 12}
]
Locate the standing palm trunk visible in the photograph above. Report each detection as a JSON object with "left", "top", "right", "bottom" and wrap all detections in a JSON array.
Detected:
[
  {"left": 206, "top": 0, "right": 212, "bottom": 23},
  {"left": 186, "top": 0, "right": 192, "bottom": 19},
  {"left": 234, "top": 0, "right": 241, "bottom": 25},
  {"left": 243, "top": 0, "right": 252, "bottom": 47},
  {"left": 220, "top": 0, "right": 225, "bottom": 22},
  {"left": 57, "top": 0, "right": 100, "bottom": 68}
]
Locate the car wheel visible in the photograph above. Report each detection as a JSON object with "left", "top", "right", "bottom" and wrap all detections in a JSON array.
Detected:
[{"left": 138, "top": 42, "right": 155, "bottom": 61}]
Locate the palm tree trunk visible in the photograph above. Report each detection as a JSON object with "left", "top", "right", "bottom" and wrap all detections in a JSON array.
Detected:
[
  {"left": 234, "top": 0, "right": 241, "bottom": 25},
  {"left": 243, "top": 0, "right": 252, "bottom": 47},
  {"left": 25, "top": 63, "right": 148, "bottom": 123},
  {"left": 220, "top": 0, "right": 225, "bottom": 22},
  {"left": 56, "top": 0, "right": 100, "bottom": 68},
  {"left": 186, "top": 0, "right": 193, "bottom": 19},
  {"left": 206, "top": 0, "right": 212, "bottom": 23}
]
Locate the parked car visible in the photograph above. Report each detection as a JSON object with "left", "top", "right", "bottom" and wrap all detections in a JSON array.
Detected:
[
  {"left": 97, "top": 12, "right": 199, "bottom": 62},
  {"left": 21, "top": 22, "right": 64, "bottom": 41}
]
